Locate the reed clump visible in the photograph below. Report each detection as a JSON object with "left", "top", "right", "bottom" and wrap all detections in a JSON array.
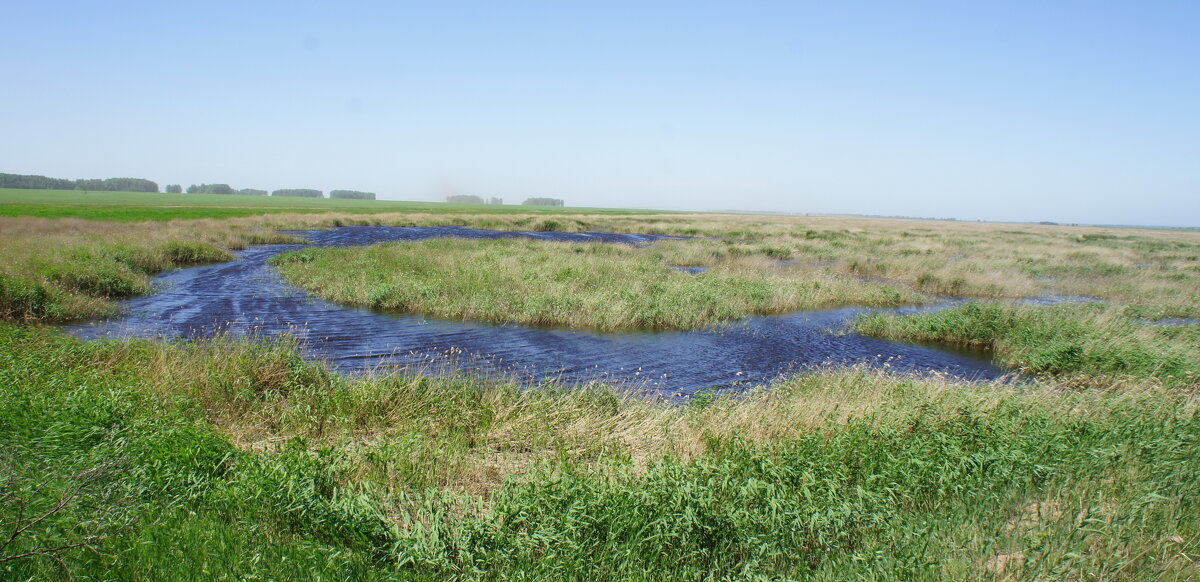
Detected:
[
  {"left": 856, "top": 301, "right": 1200, "bottom": 385},
  {"left": 0, "top": 217, "right": 301, "bottom": 321}
]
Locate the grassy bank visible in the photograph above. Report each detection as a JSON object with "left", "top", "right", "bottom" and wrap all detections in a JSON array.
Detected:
[
  {"left": 855, "top": 301, "right": 1200, "bottom": 385},
  {"left": 0, "top": 217, "right": 305, "bottom": 321},
  {"left": 3, "top": 326, "right": 1199, "bottom": 579},
  {"left": 270, "top": 237, "right": 923, "bottom": 331}
]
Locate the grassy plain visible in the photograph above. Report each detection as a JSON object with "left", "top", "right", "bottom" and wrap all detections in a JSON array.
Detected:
[
  {"left": 3, "top": 189, "right": 1200, "bottom": 578},
  {"left": 0, "top": 188, "right": 669, "bottom": 221},
  {"left": 270, "top": 237, "right": 922, "bottom": 331}
]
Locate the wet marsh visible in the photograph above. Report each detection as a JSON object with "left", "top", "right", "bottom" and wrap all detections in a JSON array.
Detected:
[
  {"left": 66, "top": 226, "right": 999, "bottom": 393},
  {"left": 269, "top": 235, "right": 925, "bottom": 332},
  {"left": 3, "top": 196, "right": 1200, "bottom": 579}
]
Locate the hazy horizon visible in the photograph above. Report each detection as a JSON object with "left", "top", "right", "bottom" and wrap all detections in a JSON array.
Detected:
[{"left": 3, "top": 1, "right": 1197, "bottom": 227}]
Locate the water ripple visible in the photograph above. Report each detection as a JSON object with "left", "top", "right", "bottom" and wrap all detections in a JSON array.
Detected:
[{"left": 63, "top": 226, "right": 1002, "bottom": 395}]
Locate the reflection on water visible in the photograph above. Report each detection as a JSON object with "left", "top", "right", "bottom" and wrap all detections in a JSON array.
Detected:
[{"left": 63, "top": 226, "right": 1003, "bottom": 395}]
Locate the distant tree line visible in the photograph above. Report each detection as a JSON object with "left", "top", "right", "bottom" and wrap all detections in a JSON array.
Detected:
[
  {"left": 2, "top": 172, "right": 380, "bottom": 201},
  {"left": 522, "top": 197, "right": 564, "bottom": 207},
  {"left": 182, "top": 186, "right": 376, "bottom": 199},
  {"left": 187, "top": 183, "right": 236, "bottom": 194},
  {"left": 271, "top": 189, "right": 323, "bottom": 198},
  {"left": 0, "top": 172, "right": 159, "bottom": 192},
  {"left": 445, "top": 195, "right": 504, "bottom": 204},
  {"left": 183, "top": 184, "right": 271, "bottom": 196}
]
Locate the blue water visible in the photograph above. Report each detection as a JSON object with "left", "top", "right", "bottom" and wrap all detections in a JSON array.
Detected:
[{"left": 63, "top": 226, "right": 1003, "bottom": 395}]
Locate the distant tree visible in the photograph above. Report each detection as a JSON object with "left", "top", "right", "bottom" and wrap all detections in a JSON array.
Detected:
[
  {"left": 166, "top": 184, "right": 183, "bottom": 194},
  {"left": 330, "top": 190, "right": 376, "bottom": 200},
  {"left": 446, "top": 194, "right": 485, "bottom": 204},
  {"left": 271, "top": 188, "right": 323, "bottom": 198},
  {"left": 489, "top": 197, "right": 503, "bottom": 205},
  {"left": 521, "top": 197, "right": 564, "bottom": 207},
  {"left": 238, "top": 188, "right": 268, "bottom": 196},
  {"left": 186, "top": 183, "right": 236, "bottom": 194}
]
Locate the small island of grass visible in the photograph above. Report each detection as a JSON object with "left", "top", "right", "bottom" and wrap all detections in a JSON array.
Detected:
[{"left": 270, "top": 237, "right": 925, "bottom": 331}]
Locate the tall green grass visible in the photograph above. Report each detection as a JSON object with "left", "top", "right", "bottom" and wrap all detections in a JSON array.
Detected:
[
  {"left": 3, "top": 326, "right": 1198, "bottom": 579},
  {"left": 855, "top": 301, "right": 1200, "bottom": 384},
  {"left": 270, "top": 237, "right": 923, "bottom": 331},
  {"left": 0, "top": 217, "right": 306, "bottom": 322},
  {"left": 0, "top": 241, "right": 236, "bottom": 321}
]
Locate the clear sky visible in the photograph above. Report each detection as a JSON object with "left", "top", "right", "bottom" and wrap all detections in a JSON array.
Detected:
[{"left": 3, "top": 1, "right": 1197, "bottom": 226}]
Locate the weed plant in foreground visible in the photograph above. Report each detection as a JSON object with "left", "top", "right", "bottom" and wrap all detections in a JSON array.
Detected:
[
  {"left": 2, "top": 326, "right": 1199, "bottom": 579},
  {"left": 268, "top": 237, "right": 923, "bottom": 331}
]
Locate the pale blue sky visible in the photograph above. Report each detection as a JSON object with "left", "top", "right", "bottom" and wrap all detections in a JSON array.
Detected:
[{"left": 3, "top": 1, "right": 1197, "bottom": 226}]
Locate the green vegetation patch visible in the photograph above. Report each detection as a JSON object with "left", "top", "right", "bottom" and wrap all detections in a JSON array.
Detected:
[
  {"left": 855, "top": 301, "right": 1200, "bottom": 384},
  {"left": 0, "top": 217, "right": 303, "bottom": 322},
  {"left": 270, "top": 237, "right": 923, "bottom": 331},
  {"left": 3, "top": 327, "right": 1199, "bottom": 579}
]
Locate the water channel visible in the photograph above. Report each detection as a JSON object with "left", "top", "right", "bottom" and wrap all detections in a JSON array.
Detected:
[{"left": 64, "top": 226, "right": 1003, "bottom": 395}]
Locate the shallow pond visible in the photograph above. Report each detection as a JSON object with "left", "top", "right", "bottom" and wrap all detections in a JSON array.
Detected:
[{"left": 64, "top": 226, "right": 1003, "bottom": 395}]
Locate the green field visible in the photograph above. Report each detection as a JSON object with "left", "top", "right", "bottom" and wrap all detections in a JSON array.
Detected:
[
  {"left": 3, "top": 193, "right": 1200, "bottom": 579},
  {"left": 0, "top": 188, "right": 672, "bottom": 221}
]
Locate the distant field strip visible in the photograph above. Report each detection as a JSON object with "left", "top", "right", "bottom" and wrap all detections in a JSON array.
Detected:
[{"left": 0, "top": 188, "right": 673, "bottom": 221}]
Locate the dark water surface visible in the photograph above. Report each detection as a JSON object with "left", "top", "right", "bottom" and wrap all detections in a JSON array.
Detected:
[{"left": 64, "top": 226, "right": 1003, "bottom": 395}]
